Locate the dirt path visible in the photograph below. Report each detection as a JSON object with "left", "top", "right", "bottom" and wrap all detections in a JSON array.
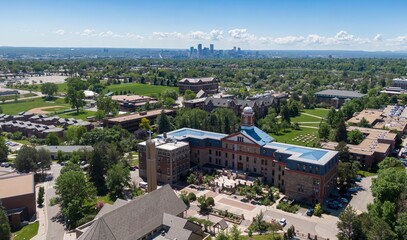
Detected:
[{"left": 27, "top": 106, "right": 64, "bottom": 114}]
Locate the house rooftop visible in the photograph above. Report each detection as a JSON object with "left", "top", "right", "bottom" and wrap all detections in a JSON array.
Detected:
[
  {"left": 179, "top": 77, "right": 215, "bottom": 84},
  {"left": 0, "top": 171, "right": 34, "bottom": 199},
  {"left": 315, "top": 90, "right": 365, "bottom": 99},
  {"left": 107, "top": 109, "right": 175, "bottom": 123}
]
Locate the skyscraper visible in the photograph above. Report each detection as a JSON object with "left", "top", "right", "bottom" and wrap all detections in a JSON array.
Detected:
[
  {"left": 210, "top": 44, "right": 214, "bottom": 54},
  {"left": 198, "top": 44, "right": 202, "bottom": 57}
]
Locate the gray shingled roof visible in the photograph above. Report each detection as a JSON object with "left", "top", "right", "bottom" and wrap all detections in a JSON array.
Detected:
[
  {"left": 35, "top": 145, "right": 93, "bottom": 153},
  {"left": 315, "top": 90, "right": 365, "bottom": 99},
  {"left": 78, "top": 185, "right": 187, "bottom": 240}
]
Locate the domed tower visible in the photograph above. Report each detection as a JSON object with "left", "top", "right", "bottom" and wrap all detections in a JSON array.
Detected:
[{"left": 241, "top": 106, "right": 255, "bottom": 129}]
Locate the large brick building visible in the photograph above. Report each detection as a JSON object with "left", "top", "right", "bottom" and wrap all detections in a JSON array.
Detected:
[
  {"left": 178, "top": 77, "right": 218, "bottom": 94},
  {"left": 0, "top": 171, "right": 36, "bottom": 230},
  {"left": 139, "top": 107, "right": 338, "bottom": 204},
  {"left": 314, "top": 90, "right": 365, "bottom": 108}
]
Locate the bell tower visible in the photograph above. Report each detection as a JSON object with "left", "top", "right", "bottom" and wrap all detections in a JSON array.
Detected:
[
  {"left": 241, "top": 106, "right": 255, "bottom": 128},
  {"left": 146, "top": 131, "right": 157, "bottom": 192}
]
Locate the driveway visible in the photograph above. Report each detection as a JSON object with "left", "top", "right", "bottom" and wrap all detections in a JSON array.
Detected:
[
  {"left": 45, "top": 164, "right": 65, "bottom": 240},
  {"left": 349, "top": 176, "right": 375, "bottom": 213}
]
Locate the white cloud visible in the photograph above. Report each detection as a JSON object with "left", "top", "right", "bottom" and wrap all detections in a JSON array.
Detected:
[
  {"left": 228, "top": 28, "right": 256, "bottom": 41},
  {"left": 80, "top": 29, "right": 97, "bottom": 36},
  {"left": 209, "top": 30, "right": 223, "bottom": 40},
  {"left": 99, "top": 31, "right": 114, "bottom": 37},
  {"left": 386, "top": 36, "right": 407, "bottom": 46},
  {"left": 152, "top": 32, "right": 183, "bottom": 40},
  {"left": 55, "top": 29, "right": 65, "bottom": 35},
  {"left": 273, "top": 36, "right": 305, "bottom": 45},
  {"left": 373, "top": 34, "right": 383, "bottom": 42},
  {"left": 335, "top": 30, "right": 354, "bottom": 41}
]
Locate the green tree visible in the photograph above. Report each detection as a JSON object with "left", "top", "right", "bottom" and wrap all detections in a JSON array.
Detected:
[
  {"left": 326, "top": 108, "right": 337, "bottom": 127},
  {"left": 41, "top": 82, "right": 58, "bottom": 99},
  {"left": 318, "top": 122, "right": 330, "bottom": 140},
  {"left": 230, "top": 224, "right": 241, "bottom": 240},
  {"left": 357, "top": 117, "right": 371, "bottom": 128},
  {"left": 280, "top": 104, "right": 291, "bottom": 123},
  {"left": 314, "top": 203, "right": 323, "bottom": 217},
  {"left": 378, "top": 157, "right": 404, "bottom": 170},
  {"left": 337, "top": 206, "right": 362, "bottom": 240},
  {"left": 371, "top": 167, "right": 407, "bottom": 203},
  {"left": 139, "top": 117, "right": 152, "bottom": 131},
  {"left": 37, "top": 147, "right": 52, "bottom": 176},
  {"left": 0, "top": 137, "right": 9, "bottom": 163},
  {"left": 14, "top": 145, "right": 38, "bottom": 173},
  {"left": 106, "top": 163, "right": 131, "bottom": 200},
  {"left": 96, "top": 95, "right": 119, "bottom": 115},
  {"left": 347, "top": 129, "right": 364, "bottom": 145},
  {"left": 0, "top": 202, "right": 11, "bottom": 240},
  {"left": 65, "top": 78, "right": 87, "bottom": 114},
  {"left": 336, "top": 141, "right": 350, "bottom": 162},
  {"left": 336, "top": 119, "right": 348, "bottom": 142},
  {"left": 45, "top": 132, "right": 60, "bottom": 146},
  {"left": 216, "top": 231, "right": 229, "bottom": 240},
  {"left": 65, "top": 125, "right": 87, "bottom": 145},
  {"left": 156, "top": 110, "right": 172, "bottom": 134},
  {"left": 55, "top": 170, "right": 96, "bottom": 229},
  {"left": 161, "top": 89, "right": 178, "bottom": 100},
  {"left": 197, "top": 195, "right": 215, "bottom": 213},
  {"left": 37, "top": 186, "right": 45, "bottom": 207},
  {"left": 183, "top": 89, "right": 196, "bottom": 100},
  {"left": 179, "top": 191, "right": 190, "bottom": 205},
  {"left": 187, "top": 192, "right": 197, "bottom": 202}
]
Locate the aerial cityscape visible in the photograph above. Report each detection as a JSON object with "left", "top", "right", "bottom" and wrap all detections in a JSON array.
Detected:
[{"left": 1, "top": 1, "right": 407, "bottom": 240}]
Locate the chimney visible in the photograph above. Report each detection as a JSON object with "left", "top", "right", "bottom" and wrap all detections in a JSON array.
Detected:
[{"left": 163, "top": 132, "right": 167, "bottom": 139}]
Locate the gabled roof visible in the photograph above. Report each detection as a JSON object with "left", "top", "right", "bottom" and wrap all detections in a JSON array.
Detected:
[
  {"left": 78, "top": 185, "right": 187, "bottom": 240},
  {"left": 240, "top": 126, "right": 274, "bottom": 146}
]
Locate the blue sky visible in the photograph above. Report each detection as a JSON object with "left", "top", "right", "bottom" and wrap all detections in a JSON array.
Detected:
[{"left": 1, "top": 0, "right": 407, "bottom": 50}]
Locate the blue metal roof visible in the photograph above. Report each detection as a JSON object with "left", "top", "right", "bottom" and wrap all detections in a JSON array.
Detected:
[
  {"left": 265, "top": 142, "right": 329, "bottom": 161},
  {"left": 166, "top": 128, "right": 227, "bottom": 140},
  {"left": 240, "top": 126, "right": 274, "bottom": 146}
]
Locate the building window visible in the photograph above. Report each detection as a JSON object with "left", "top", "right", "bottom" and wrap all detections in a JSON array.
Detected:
[
  {"left": 232, "top": 154, "right": 235, "bottom": 159},
  {"left": 309, "top": 166, "right": 313, "bottom": 173},
  {"left": 209, "top": 150, "right": 212, "bottom": 155},
  {"left": 253, "top": 167, "right": 257, "bottom": 173},
  {"left": 303, "top": 165, "right": 306, "bottom": 171},
  {"left": 282, "top": 180, "right": 284, "bottom": 186},
  {"left": 237, "top": 136, "right": 244, "bottom": 142},
  {"left": 239, "top": 155, "right": 242, "bottom": 161},
  {"left": 209, "top": 157, "right": 212, "bottom": 163},
  {"left": 254, "top": 158, "right": 257, "bottom": 164},
  {"left": 315, "top": 167, "right": 319, "bottom": 173},
  {"left": 297, "top": 164, "right": 300, "bottom": 170},
  {"left": 225, "top": 152, "right": 228, "bottom": 158},
  {"left": 261, "top": 159, "right": 264, "bottom": 165},
  {"left": 278, "top": 165, "right": 281, "bottom": 171},
  {"left": 282, "top": 170, "right": 284, "bottom": 176}
]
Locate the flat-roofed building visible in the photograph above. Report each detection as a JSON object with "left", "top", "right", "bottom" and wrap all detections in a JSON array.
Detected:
[
  {"left": 0, "top": 171, "right": 35, "bottom": 230},
  {"left": 35, "top": 145, "right": 93, "bottom": 159},
  {"left": 347, "top": 109, "right": 383, "bottom": 126},
  {"left": 321, "top": 126, "right": 396, "bottom": 169},
  {"left": 104, "top": 109, "right": 176, "bottom": 132},
  {"left": 315, "top": 90, "right": 365, "bottom": 108},
  {"left": 392, "top": 78, "right": 407, "bottom": 90},
  {"left": 111, "top": 95, "right": 158, "bottom": 112},
  {"left": 178, "top": 77, "right": 218, "bottom": 94},
  {"left": 139, "top": 139, "right": 190, "bottom": 184}
]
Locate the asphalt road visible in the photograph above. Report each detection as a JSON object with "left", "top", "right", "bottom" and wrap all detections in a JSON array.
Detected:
[
  {"left": 349, "top": 176, "right": 374, "bottom": 213},
  {"left": 45, "top": 164, "right": 64, "bottom": 240}
]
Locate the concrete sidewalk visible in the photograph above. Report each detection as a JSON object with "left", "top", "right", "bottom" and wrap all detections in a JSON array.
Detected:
[{"left": 32, "top": 184, "right": 47, "bottom": 240}]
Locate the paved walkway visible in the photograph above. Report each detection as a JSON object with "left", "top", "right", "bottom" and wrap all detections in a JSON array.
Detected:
[
  {"left": 299, "top": 125, "right": 319, "bottom": 129},
  {"left": 32, "top": 183, "right": 47, "bottom": 240},
  {"left": 302, "top": 113, "right": 324, "bottom": 119}
]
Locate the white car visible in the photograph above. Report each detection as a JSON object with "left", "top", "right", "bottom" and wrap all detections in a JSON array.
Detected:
[{"left": 279, "top": 218, "right": 287, "bottom": 227}]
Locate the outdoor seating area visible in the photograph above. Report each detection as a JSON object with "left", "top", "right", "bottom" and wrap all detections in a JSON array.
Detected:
[{"left": 292, "top": 134, "right": 317, "bottom": 144}]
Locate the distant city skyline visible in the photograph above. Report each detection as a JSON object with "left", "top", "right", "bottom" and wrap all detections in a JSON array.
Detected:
[{"left": 1, "top": 0, "right": 407, "bottom": 51}]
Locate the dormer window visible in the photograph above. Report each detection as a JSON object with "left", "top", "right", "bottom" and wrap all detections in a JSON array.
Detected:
[{"left": 237, "top": 136, "right": 244, "bottom": 142}]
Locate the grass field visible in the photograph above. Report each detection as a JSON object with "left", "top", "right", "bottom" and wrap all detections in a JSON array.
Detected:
[
  {"left": 105, "top": 83, "right": 178, "bottom": 96},
  {"left": 242, "top": 233, "right": 283, "bottom": 240},
  {"left": 303, "top": 108, "right": 330, "bottom": 118},
  {"left": 1, "top": 97, "right": 70, "bottom": 115},
  {"left": 13, "top": 221, "right": 39, "bottom": 240},
  {"left": 291, "top": 114, "right": 323, "bottom": 123},
  {"left": 97, "top": 195, "right": 114, "bottom": 205},
  {"left": 56, "top": 82, "right": 68, "bottom": 93},
  {"left": 58, "top": 110, "right": 95, "bottom": 121},
  {"left": 272, "top": 127, "right": 319, "bottom": 146}
]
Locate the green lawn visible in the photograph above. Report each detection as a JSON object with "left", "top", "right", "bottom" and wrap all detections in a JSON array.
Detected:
[
  {"left": 291, "top": 114, "right": 323, "bottom": 123},
  {"left": 58, "top": 110, "right": 96, "bottom": 121},
  {"left": 272, "top": 127, "right": 319, "bottom": 146},
  {"left": 97, "top": 195, "right": 114, "bottom": 205},
  {"left": 105, "top": 83, "right": 178, "bottom": 96},
  {"left": 56, "top": 82, "right": 68, "bottom": 93},
  {"left": 303, "top": 108, "right": 330, "bottom": 118},
  {"left": 1, "top": 97, "right": 69, "bottom": 115},
  {"left": 12, "top": 221, "right": 39, "bottom": 240}
]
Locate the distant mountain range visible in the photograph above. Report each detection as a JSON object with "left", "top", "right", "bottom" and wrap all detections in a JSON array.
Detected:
[{"left": 1, "top": 46, "right": 407, "bottom": 60}]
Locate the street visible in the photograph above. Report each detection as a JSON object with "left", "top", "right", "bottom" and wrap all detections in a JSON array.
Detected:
[
  {"left": 348, "top": 176, "right": 375, "bottom": 213},
  {"left": 45, "top": 164, "right": 64, "bottom": 240}
]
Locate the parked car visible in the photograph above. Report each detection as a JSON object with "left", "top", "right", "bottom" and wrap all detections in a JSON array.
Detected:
[
  {"left": 342, "top": 192, "right": 352, "bottom": 198},
  {"left": 327, "top": 202, "right": 339, "bottom": 210},
  {"left": 279, "top": 218, "right": 287, "bottom": 227},
  {"left": 339, "top": 198, "right": 349, "bottom": 204},
  {"left": 333, "top": 201, "right": 344, "bottom": 208},
  {"left": 347, "top": 187, "right": 358, "bottom": 194},
  {"left": 306, "top": 208, "right": 314, "bottom": 216},
  {"left": 355, "top": 175, "right": 362, "bottom": 182},
  {"left": 59, "top": 161, "right": 65, "bottom": 166}
]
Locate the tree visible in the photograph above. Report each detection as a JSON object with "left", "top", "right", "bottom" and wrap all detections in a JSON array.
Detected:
[
  {"left": 179, "top": 191, "right": 190, "bottom": 205},
  {"left": 378, "top": 157, "right": 404, "bottom": 170},
  {"left": 95, "top": 110, "right": 105, "bottom": 121},
  {"left": 216, "top": 231, "right": 229, "bottom": 240},
  {"left": 184, "top": 89, "right": 196, "bottom": 100},
  {"left": 301, "top": 94, "right": 311, "bottom": 109},
  {"left": 106, "top": 163, "right": 131, "bottom": 200},
  {"left": 288, "top": 100, "right": 300, "bottom": 117},
  {"left": 336, "top": 119, "right": 348, "bottom": 142},
  {"left": 37, "top": 147, "right": 52, "bottom": 176},
  {"left": 157, "top": 110, "right": 171, "bottom": 134},
  {"left": 347, "top": 129, "right": 364, "bottom": 145},
  {"left": 55, "top": 170, "right": 96, "bottom": 229},
  {"left": 336, "top": 141, "right": 350, "bottom": 162},
  {"left": 187, "top": 192, "right": 197, "bottom": 202},
  {"left": 96, "top": 95, "right": 119, "bottom": 115},
  {"left": 318, "top": 122, "right": 330, "bottom": 140},
  {"left": 65, "top": 78, "right": 87, "bottom": 114},
  {"left": 357, "top": 117, "right": 371, "bottom": 128},
  {"left": 287, "top": 225, "right": 296, "bottom": 239},
  {"left": 65, "top": 125, "right": 87, "bottom": 145},
  {"left": 0, "top": 202, "right": 10, "bottom": 240},
  {"left": 41, "top": 82, "right": 58, "bottom": 99},
  {"left": 14, "top": 145, "right": 38, "bottom": 173},
  {"left": 60, "top": 162, "right": 82, "bottom": 175},
  {"left": 230, "top": 224, "right": 241, "bottom": 240},
  {"left": 326, "top": 108, "right": 337, "bottom": 127},
  {"left": 337, "top": 206, "right": 362, "bottom": 240},
  {"left": 197, "top": 195, "right": 215, "bottom": 213},
  {"left": 280, "top": 104, "right": 291, "bottom": 123},
  {"left": 45, "top": 132, "right": 60, "bottom": 146},
  {"left": 371, "top": 167, "right": 407, "bottom": 203},
  {"left": 37, "top": 186, "right": 45, "bottom": 207},
  {"left": 0, "top": 137, "right": 8, "bottom": 163},
  {"left": 314, "top": 203, "right": 323, "bottom": 217},
  {"left": 161, "top": 89, "right": 178, "bottom": 100},
  {"left": 139, "top": 117, "right": 152, "bottom": 131}
]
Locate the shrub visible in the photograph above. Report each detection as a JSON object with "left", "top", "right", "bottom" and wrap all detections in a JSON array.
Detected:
[
  {"left": 314, "top": 203, "right": 323, "bottom": 217},
  {"left": 49, "top": 197, "right": 60, "bottom": 206},
  {"left": 188, "top": 192, "right": 196, "bottom": 202},
  {"left": 276, "top": 201, "right": 300, "bottom": 213}
]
